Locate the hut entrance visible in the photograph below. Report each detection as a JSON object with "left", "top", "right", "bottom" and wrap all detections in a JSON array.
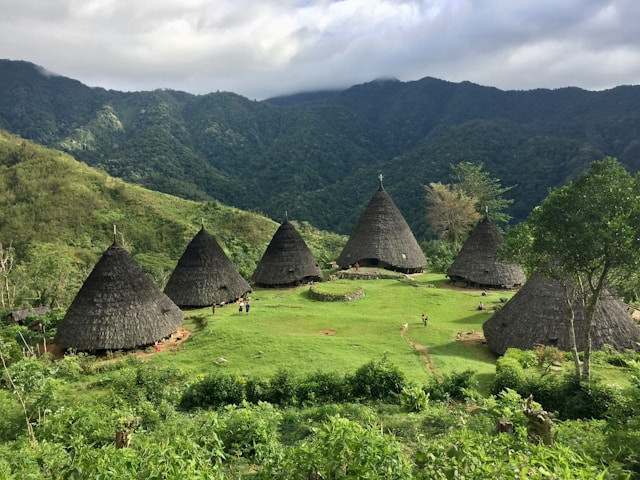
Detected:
[{"left": 358, "top": 258, "right": 379, "bottom": 268}]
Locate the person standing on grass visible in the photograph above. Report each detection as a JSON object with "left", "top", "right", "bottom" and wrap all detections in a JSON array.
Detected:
[
  {"left": 239, "top": 299, "right": 244, "bottom": 313},
  {"left": 245, "top": 297, "right": 251, "bottom": 314}
]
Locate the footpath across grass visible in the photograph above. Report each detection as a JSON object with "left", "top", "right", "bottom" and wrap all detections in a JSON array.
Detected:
[{"left": 151, "top": 273, "right": 514, "bottom": 392}]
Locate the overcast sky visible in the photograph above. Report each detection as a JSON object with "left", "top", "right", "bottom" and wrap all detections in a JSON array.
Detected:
[{"left": 2, "top": 0, "right": 640, "bottom": 100}]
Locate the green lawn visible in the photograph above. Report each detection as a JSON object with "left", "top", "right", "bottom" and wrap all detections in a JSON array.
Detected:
[{"left": 149, "top": 273, "right": 513, "bottom": 391}]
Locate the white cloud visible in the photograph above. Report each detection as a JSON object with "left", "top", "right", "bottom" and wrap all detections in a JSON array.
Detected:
[{"left": 1, "top": 0, "right": 639, "bottom": 98}]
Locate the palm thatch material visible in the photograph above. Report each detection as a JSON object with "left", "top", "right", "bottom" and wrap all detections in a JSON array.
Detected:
[
  {"left": 164, "top": 227, "right": 251, "bottom": 307},
  {"left": 252, "top": 220, "right": 323, "bottom": 287},
  {"left": 483, "top": 273, "right": 640, "bottom": 355},
  {"left": 447, "top": 216, "right": 525, "bottom": 288},
  {"left": 337, "top": 182, "right": 426, "bottom": 273},
  {"left": 55, "top": 242, "right": 183, "bottom": 351}
]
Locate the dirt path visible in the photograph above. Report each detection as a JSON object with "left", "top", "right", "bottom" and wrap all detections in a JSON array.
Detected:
[{"left": 401, "top": 324, "right": 437, "bottom": 375}]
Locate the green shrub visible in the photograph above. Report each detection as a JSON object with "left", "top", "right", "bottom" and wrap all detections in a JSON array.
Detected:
[
  {"left": 265, "top": 369, "right": 299, "bottom": 406},
  {"left": 297, "top": 370, "right": 351, "bottom": 405},
  {"left": 218, "top": 402, "right": 283, "bottom": 462},
  {"left": 425, "top": 370, "right": 478, "bottom": 402},
  {"left": 245, "top": 377, "right": 270, "bottom": 404},
  {"left": 401, "top": 385, "right": 430, "bottom": 412},
  {"left": 493, "top": 355, "right": 528, "bottom": 395},
  {"left": 259, "top": 415, "right": 412, "bottom": 479},
  {"left": 37, "top": 403, "right": 123, "bottom": 446},
  {"left": 349, "top": 356, "right": 406, "bottom": 401},
  {"left": 179, "top": 372, "right": 244, "bottom": 410}
]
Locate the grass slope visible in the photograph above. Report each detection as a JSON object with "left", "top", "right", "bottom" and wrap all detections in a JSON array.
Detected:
[
  {"left": 149, "top": 273, "right": 510, "bottom": 392},
  {"left": 0, "top": 130, "right": 345, "bottom": 289}
]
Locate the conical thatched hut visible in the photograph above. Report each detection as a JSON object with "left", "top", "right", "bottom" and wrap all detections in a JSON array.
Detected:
[
  {"left": 164, "top": 227, "right": 251, "bottom": 307},
  {"left": 483, "top": 273, "right": 640, "bottom": 355},
  {"left": 55, "top": 242, "right": 183, "bottom": 351},
  {"left": 447, "top": 216, "right": 525, "bottom": 288},
  {"left": 253, "top": 220, "right": 323, "bottom": 287},
  {"left": 337, "top": 177, "right": 426, "bottom": 273}
]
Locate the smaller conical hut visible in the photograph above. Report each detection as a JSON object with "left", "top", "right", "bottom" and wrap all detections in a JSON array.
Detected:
[
  {"left": 483, "top": 272, "right": 640, "bottom": 355},
  {"left": 447, "top": 216, "right": 525, "bottom": 288},
  {"left": 164, "top": 227, "right": 251, "bottom": 307},
  {"left": 337, "top": 175, "right": 426, "bottom": 273},
  {"left": 252, "top": 220, "right": 323, "bottom": 287},
  {"left": 55, "top": 242, "right": 183, "bottom": 352}
]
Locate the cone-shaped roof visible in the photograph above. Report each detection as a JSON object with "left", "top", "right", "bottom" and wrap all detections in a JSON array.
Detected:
[
  {"left": 337, "top": 182, "right": 426, "bottom": 273},
  {"left": 483, "top": 272, "right": 640, "bottom": 355},
  {"left": 252, "top": 220, "right": 323, "bottom": 287},
  {"left": 447, "top": 216, "right": 525, "bottom": 288},
  {"left": 164, "top": 227, "right": 251, "bottom": 307},
  {"left": 55, "top": 242, "right": 183, "bottom": 351}
]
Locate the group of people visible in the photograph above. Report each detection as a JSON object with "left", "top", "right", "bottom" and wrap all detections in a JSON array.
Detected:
[
  {"left": 421, "top": 313, "right": 429, "bottom": 327},
  {"left": 238, "top": 296, "right": 251, "bottom": 314}
]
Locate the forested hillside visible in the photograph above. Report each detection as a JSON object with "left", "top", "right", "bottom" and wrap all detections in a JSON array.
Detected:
[
  {"left": 2, "top": 59, "right": 640, "bottom": 237},
  {"left": 0, "top": 131, "right": 345, "bottom": 309}
]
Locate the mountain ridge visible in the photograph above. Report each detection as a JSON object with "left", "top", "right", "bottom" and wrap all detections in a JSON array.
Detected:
[{"left": 2, "top": 59, "right": 639, "bottom": 238}]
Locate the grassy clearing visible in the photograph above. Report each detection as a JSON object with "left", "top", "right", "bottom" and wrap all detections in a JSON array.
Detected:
[{"left": 148, "top": 273, "right": 513, "bottom": 391}]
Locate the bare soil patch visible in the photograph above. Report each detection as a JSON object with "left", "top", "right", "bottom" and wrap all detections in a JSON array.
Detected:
[
  {"left": 318, "top": 329, "right": 336, "bottom": 335},
  {"left": 455, "top": 330, "right": 486, "bottom": 345}
]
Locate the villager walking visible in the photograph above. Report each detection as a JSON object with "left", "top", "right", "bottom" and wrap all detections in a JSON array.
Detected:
[
  {"left": 239, "top": 300, "right": 244, "bottom": 313},
  {"left": 245, "top": 298, "right": 251, "bottom": 314}
]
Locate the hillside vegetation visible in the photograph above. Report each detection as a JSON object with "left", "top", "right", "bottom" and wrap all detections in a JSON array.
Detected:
[
  {"left": 2, "top": 60, "right": 640, "bottom": 237},
  {"left": 0, "top": 130, "right": 345, "bottom": 309}
]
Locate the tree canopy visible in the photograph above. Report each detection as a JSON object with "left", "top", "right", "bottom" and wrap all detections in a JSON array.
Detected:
[{"left": 504, "top": 157, "right": 640, "bottom": 381}]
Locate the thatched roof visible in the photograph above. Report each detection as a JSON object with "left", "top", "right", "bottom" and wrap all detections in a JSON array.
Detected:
[
  {"left": 483, "top": 272, "right": 640, "bottom": 355},
  {"left": 164, "top": 227, "right": 251, "bottom": 307},
  {"left": 447, "top": 216, "right": 526, "bottom": 288},
  {"left": 336, "top": 181, "right": 426, "bottom": 273},
  {"left": 11, "top": 306, "right": 50, "bottom": 324},
  {"left": 252, "top": 220, "right": 323, "bottom": 287},
  {"left": 55, "top": 242, "right": 183, "bottom": 351}
]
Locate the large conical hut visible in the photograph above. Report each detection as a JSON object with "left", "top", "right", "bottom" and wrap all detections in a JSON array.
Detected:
[
  {"left": 483, "top": 273, "right": 640, "bottom": 355},
  {"left": 447, "top": 215, "right": 525, "bottom": 288},
  {"left": 337, "top": 176, "right": 426, "bottom": 273},
  {"left": 164, "top": 227, "right": 251, "bottom": 307},
  {"left": 253, "top": 220, "right": 323, "bottom": 287},
  {"left": 55, "top": 242, "right": 183, "bottom": 352}
]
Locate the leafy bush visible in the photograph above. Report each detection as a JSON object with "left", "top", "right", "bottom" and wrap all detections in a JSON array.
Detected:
[
  {"left": 179, "top": 372, "right": 244, "bottom": 410},
  {"left": 245, "top": 376, "right": 269, "bottom": 404},
  {"left": 264, "top": 369, "right": 299, "bottom": 407},
  {"left": 401, "top": 385, "right": 430, "bottom": 412},
  {"left": 413, "top": 428, "right": 626, "bottom": 479},
  {"left": 494, "top": 350, "right": 624, "bottom": 420},
  {"left": 109, "top": 359, "right": 186, "bottom": 407},
  {"left": 218, "top": 402, "right": 283, "bottom": 462},
  {"left": 259, "top": 415, "right": 412, "bottom": 479},
  {"left": 493, "top": 354, "right": 528, "bottom": 395},
  {"left": 425, "top": 370, "right": 478, "bottom": 402},
  {"left": 297, "top": 370, "right": 351, "bottom": 405},
  {"left": 349, "top": 356, "right": 406, "bottom": 401},
  {"left": 37, "top": 403, "right": 123, "bottom": 446}
]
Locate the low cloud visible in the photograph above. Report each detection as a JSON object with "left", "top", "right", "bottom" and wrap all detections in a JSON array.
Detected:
[{"left": 2, "top": 0, "right": 639, "bottom": 99}]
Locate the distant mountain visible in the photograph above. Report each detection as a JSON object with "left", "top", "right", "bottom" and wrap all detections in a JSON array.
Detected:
[{"left": 2, "top": 59, "right": 640, "bottom": 238}]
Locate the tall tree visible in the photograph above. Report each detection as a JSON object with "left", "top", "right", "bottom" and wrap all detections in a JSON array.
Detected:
[
  {"left": 425, "top": 182, "right": 481, "bottom": 244},
  {"left": 503, "top": 158, "right": 640, "bottom": 381},
  {"left": 451, "top": 162, "right": 514, "bottom": 225}
]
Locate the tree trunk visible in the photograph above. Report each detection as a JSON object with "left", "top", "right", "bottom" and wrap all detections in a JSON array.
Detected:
[
  {"left": 522, "top": 395, "right": 553, "bottom": 445},
  {"left": 581, "top": 269, "right": 608, "bottom": 383},
  {"left": 561, "top": 282, "right": 581, "bottom": 377}
]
